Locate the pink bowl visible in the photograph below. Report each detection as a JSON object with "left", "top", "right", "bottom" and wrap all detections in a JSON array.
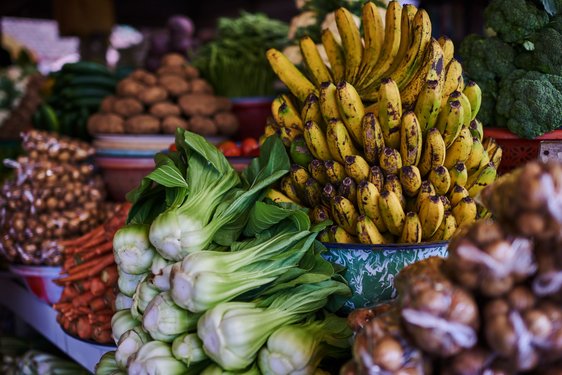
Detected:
[{"left": 95, "top": 156, "right": 155, "bottom": 202}]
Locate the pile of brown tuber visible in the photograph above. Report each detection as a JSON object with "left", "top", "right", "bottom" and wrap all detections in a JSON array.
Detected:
[
  {"left": 344, "top": 160, "right": 562, "bottom": 375},
  {"left": 0, "top": 130, "right": 111, "bottom": 265},
  {"left": 87, "top": 53, "right": 239, "bottom": 137}
]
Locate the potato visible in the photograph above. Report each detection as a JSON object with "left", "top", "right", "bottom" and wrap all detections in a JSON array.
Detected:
[
  {"left": 162, "top": 116, "right": 189, "bottom": 134},
  {"left": 215, "top": 96, "right": 232, "bottom": 112},
  {"left": 178, "top": 94, "right": 218, "bottom": 116},
  {"left": 157, "top": 65, "right": 185, "bottom": 77},
  {"left": 214, "top": 112, "right": 239, "bottom": 136},
  {"left": 124, "top": 115, "right": 161, "bottom": 134},
  {"left": 138, "top": 86, "right": 168, "bottom": 105},
  {"left": 189, "top": 116, "right": 217, "bottom": 136},
  {"left": 87, "top": 113, "right": 125, "bottom": 135},
  {"left": 150, "top": 102, "right": 181, "bottom": 118},
  {"left": 190, "top": 78, "right": 214, "bottom": 94},
  {"left": 100, "top": 96, "right": 116, "bottom": 113},
  {"left": 158, "top": 75, "right": 190, "bottom": 97},
  {"left": 113, "top": 98, "right": 144, "bottom": 118},
  {"left": 117, "top": 78, "right": 145, "bottom": 97},
  {"left": 184, "top": 65, "right": 199, "bottom": 79},
  {"left": 161, "top": 53, "right": 187, "bottom": 66}
]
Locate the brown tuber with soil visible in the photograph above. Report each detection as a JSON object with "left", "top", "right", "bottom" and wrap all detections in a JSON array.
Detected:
[{"left": 87, "top": 53, "right": 238, "bottom": 136}]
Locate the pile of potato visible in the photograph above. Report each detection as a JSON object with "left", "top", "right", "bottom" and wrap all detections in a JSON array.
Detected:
[
  {"left": 87, "top": 53, "right": 239, "bottom": 136},
  {"left": 344, "top": 160, "right": 562, "bottom": 375},
  {"left": 0, "top": 130, "right": 109, "bottom": 265}
]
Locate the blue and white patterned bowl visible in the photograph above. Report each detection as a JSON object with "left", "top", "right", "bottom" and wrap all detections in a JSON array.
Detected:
[{"left": 322, "top": 242, "right": 448, "bottom": 312}]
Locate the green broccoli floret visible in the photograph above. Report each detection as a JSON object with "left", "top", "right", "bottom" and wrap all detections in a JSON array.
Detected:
[
  {"left": 484, "top": 0, "right": 549, "bottom": 43},
  {"left": 475, "top": 79, "right": 499, "bottom": 126},
  {"left": 459, "top": 35, "right": 516, "bottom": 81},
  {"left": 515, "top": 27, "right": 562, "bottom": 75},
  {"left": 496, "top": 70, "right": 562, "bottom": 138}
]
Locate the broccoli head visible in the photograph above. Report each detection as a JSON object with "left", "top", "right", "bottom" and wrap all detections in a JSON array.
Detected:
[
  {"left": 475, "top": 78, "right": 499, "bottom": 126},
  {"left": 515, "top": 27, "right": 562, "bottom": 75},
  {"left": 496, "top": 70, "right": 562, "bottom": 139},
  {"left": 484, "top": 0, "right": 549, "bottom": 43},
  {"left": 459, "top": 35, "right": 516, "bottom": 82}
]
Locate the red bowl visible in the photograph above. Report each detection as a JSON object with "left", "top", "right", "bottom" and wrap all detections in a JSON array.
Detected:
[
  {"left": 231, "top": 97, "right": 273, "bottom": 141},
  {"left": 95, "top": 156, "right": 155, "bottom": 202}
]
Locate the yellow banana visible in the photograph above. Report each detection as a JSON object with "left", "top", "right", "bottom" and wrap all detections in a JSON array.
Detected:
[
  {"left": 357, "top": 180, "right": 387, "bottom": 233},
  {"left": 301, "top": 94, "right": 324, "bottom": 129},
  {"left": 440, "top": 195, "right": 452, "bottom": 212},
  {"left": 414, "top": 80, "right": 442, "bottom": 133},
  {"left": 265, "top": 188, "right": 297, "bottom": 205},
  {"left": 308, "top": 159, "right": 329, "bottom": 185},
  {"left": 330, "top": 225, "right": 358, "bottom": 244},
  {"left": 271, "top": 95, "right": 285, "bottom": 126},
  {"left": 457, "top": 92, "right": 473, "bottom": 128},
  {"left": 399, "top": 212, "right": 422, "bottom": 244},
  {"left": 331, "top": 195, "right": 359, "bottom": 235},
  {"left": 361, "top": 112, "right": 385, "bottom": 164},
  {"left": 304, "top": 120, "right": 332, "bottom": 161},
  {"left": 368, "top": 165, "right": 385, "bottom": 192},
  {"left": 444, "top": 126, "right": 473, "bottom": 169},
  {"left": 429, "top": 211, "right": 457, "bottom": 241},
  {"left": 449, "top": 184, "right": 469, "bottom": 207},
  {"left": 469, "top": 119, "right": 484, "bottom": 142},
  {"left": 302, "top": 177, "right": 322, "bottom": 207},
  {"left": 336, "top": 81, "right": 365, "bottom": 145},
  {"left": 452, "top": 196, "right": 477, "bottom": 228},
  {"left": 344, "top": 155, "right": 370, "bottom": 183},
  {"left": 378, "top": 189, "right": 406, "bottom": 236},
  {"left": 320, "top": 81, "right": 342, "bottom": 124},
  {"left": 324, "top": 160, "right": 347, "bottom": 185},
  {"left": 263, "top": 125, "right": 279, "bottom": 141},
  {"left": 290, "top": 164, "right": 310, "bottom": 191},
  {"left": 359, "top": 2, "right": 385, "bottom": 80},
  {"left": 401, "top": 38, "right": 445, "bottom": 109},
  {"left": 266, "top": 48, "right": 317, "bottom": 102},
  {"left": 338, "top": 176, "right": 358, "bottom": 204},
  {"left": 386, "top": 4, "right": 418, "bottom": 76},
  {"left": 279, "top": 126, "right": 302, "bottom": 147},
  {"left": 419, "top": 195, "right": 445, "bottom": 240},
  {"left": 378, "top": 78, "right": 402, "bottom": 149},
  {"left": 400, "top": 165, "right": 422, "bottom": 197},
  {"left": 436, "top": 99, "right": 464, "bottom": 148},
  {"left": 438, "top": 36, "right": 455, "bottom": 69},
  {"left": 335, "top": 7, "right": 363, "bottom": 83},
  {"left": 379, "top": 147, "right": 403, "bottom": 175},
  {"left": 357, "top": 215, "right": 386, "bottom": 245},
  {"left": 440, "top": 59, "right": 464, "bottom": 107},
  {"left": 415, "top": 180, "right": 436, "bottom": 212},
  {"left": 384, "top": 174, "right": 406, "bottom": 209},
  {"left": 419, "top": 128, "right": 446, "bottom": 177},
  {"left": 400, "top": 111, "right": 423, "bottom": 167},
  {"left": 310, "top": 206, "right": 331, "bottom": 224},
  {"left": 321, "top": 29, "right": 345, "bottom": 83},
  {"left": 321, "top": 183, "right": 336, "bottom": 206},
  {"left": 466, "top": 162, "right": 497, "bottom": 198},
  {"left": 428, "top": 165, "right": 451, "bottom": 196},
  {"left": 482, "top": 138, "right": 502, "bottom": 168},
  {"left": 280, "top": 176, "right": 302, "bottom": 204},
  {"left": 318, "top": 229, "right": 331, "bottom": 242},
  {"left": 448, "top": 162, "right": 468, "bottom": 190},
  {"left": 277, "top": 95, "right": 304, "bottom": 130},
  {"left": 464, "top": 137, "right": 486, "bottom": 174},
  {"left": 463, "top": 81, "right": 482, "bottom": 121},
  {"left": 326, "top": 119, "right": 359, "bottom": 164},
  {"left": 299, "top": 35, "right": 332, "bottom": 87}
]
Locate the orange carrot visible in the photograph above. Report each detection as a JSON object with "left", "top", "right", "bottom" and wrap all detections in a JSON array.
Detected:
[
  {"left": 77, "top": 317, "right": 93, "bottom": 339},
  {"left": 80, "top": 242, "right": 113, "bottom": 260},
  {"left": 89, "top": 297, "right": 107, "bottom": 312},
  {"left": 72, "top": 292, "right": 95, "bottom": 307},
  {"left": 90, "top": 277, "right": 106, "bottom": 297}
]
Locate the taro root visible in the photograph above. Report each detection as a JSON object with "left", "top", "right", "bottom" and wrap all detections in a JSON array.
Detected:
[
  {"left": 190, "top": 78, "right": 214, "bottom": 94},
  {"left": 184, "top": 65, "right": 199, "bottom": 79},
  {"left": 395, "top": 257, "right": 479, "bottom": 357},
  {"left": 112, "top": 98, "right": 144, "bottom": 118},
  {"left": 137, "top": 86, "right": 168, "bottom": 105},
  {"left": 178, "top": 94, "right": 219, "bottom": 116},
  {"left": 130, "top": 69, "right": 157, "bottom": 86},
  {"left": 116, "top": 78, "right": 145, "bottom": 97},
  {"left": 158, "top": 75, "right": 190, "bottom": 97},
  {"left": 189, "top": 116, "right": 217, "bottom": 136},
  {"left": 149, "top": 102, "right": 181, "bottom": 118},
  {"left": 156, "top": 64, "right": 185, "bottom": 77},
  {"left": 124, "top": 115, "right": 161, "bottom": 134}
]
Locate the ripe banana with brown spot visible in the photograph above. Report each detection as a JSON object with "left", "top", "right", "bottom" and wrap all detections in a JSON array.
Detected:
[
  {"left": 378, "top": 78, "right": 402, "bottom": 149},
  {"left": 419, "top": 128, "right": 446, "bottom": 177},
  {"left": 440, "top": 59, "right": 464, "bottom": 107},
  {"left": 357, "top": 215, "right": 386, "bottom": 245},
  {"left": 308, "top": 159, "right": 329, "bottom": 185},
  {"left": 271, "top": 95, "right": 285, "bottom": 126},
  {"left": 280, "top": 176, "right": 302, "bottom": 204},
  {"left": 357, "top": 180, "right": 387, "bottom": 232},
  {"left": 290, "top": 164, "right": 310, "bottom": 191},
  {"left": 466, "top": 162, "right": 497, "bottom": 198},
  {"left": 400, "top": 165, "right": 422, "bottom": 197},
  {"left": 400, "top": 111, "right": 423, "bottom": 167},
  {"left": 428, "top": 165, "right": 451, "bottom": 196},
  {"left": 429, "top": 211, "right": 457, "bottom": 241},
  {"left": 419, "top": 195, "right": 445, "bottom": 240},
  {"left": 368, "top": 165, "right": 385, "bottom": 192},
  {"left": 266, "top": 48, "right": 317, "bottom": 102},
  {"left": 330, "top": 225, "right": 358, "bottom": 243},
  {"left": 265, "top": 188, "right": 297, "bottom": 205},
  {"left": 336, "top": 81, "right": 365, "bottom": 145},
  {"left": 438, "top": 36, "right": 455, "bottom": 70},
  {"left": 299, "top": 35, "right": 332, "bottom": 87},
  {"left": 321, "top": 183, "right": 336, "bottom": 206},
  {"left": 386, "top": 4, "right": 418, "bottom": 76},
  {"left": 276, "top": 95, "right": 303, "bottom": 130},
  {"left": 379, "top": 189, "right": 406, "bottom": 236},
  {"left": 436, "top": 99, "right": 463, "bottom": 148},
  {"left": 440, "top": 195, "right": 452, "bottom": 212},
  {"left": 415, "top": 180, "right": 436, "bottom": 212},
  {"left": 279, "top": 126, "right": 302, "bottom": 147},
  {"left": 444, "top": 126, "right": 473, "bottom": 169},
  {"left": 414, "top": 80, "right": 442, "bottom": 134},
  {"left": 400, "top": 212, "right": 422, "bottom": 243},
  {"left": 303, "top": 177, "right": 322, "bottom": 207},
  {"left": 452, "top": 196, "right": 477, "bottom": 228},
  {"left": 448, "top": 162, "right": 468, "bottom": 191},
  {"left": 482, "top": 138, "right": 502, "bottom": 168},
  {"left": 464, "top": 137, "right": 486, "bottom": 174},
  {"left": 331, "top": 195, "right": 359, "bottom": 235},
  {"left": 324, "top": 160, "right": 347, "bottom": 185},
  {"left": 344, "top": 155, "right": 370, "bottom": 183},
  {"left": 304, "top": 120, "right": 332, "bottom": 161},
  {"left": 320, "top": 82, "right": 342, "bottom": 123},
  {"left": 335, "top": 7, "right": 363, "bottom": 83},
  {"left": 362, "top": 112, "right": 385, "bottom": 164},
  {"left": 449, "top": 184, "right": 469, "bottom": 207},
  {"left": 384, "top": 174, "right": 406, "bottom": 209},
  {"left": 310, "top": 206, "right": 331, "bottom": 224},
  {"left": 379, "top": 147, "right": 403, "bottom": 175},
  {"left": 457, "top": 92, "right": 473, "bottom": 128},
  {"left": 469, "top": 119, "right": 484, "bottom": 142},
  {"left": 301, "top": 94, "right": 324, "bottom": 129},
  {"left": 321, "top": 29, "right": 345, "bottom": 83},
  {"left": 359, "top": 2, "right": 385, "bottom": 79},
  {"left": 326, "top": 119, "right": 359, "bottom": 164},
  {"left": 463, "top": 81, "right": 482, "bottom": 121},
  {"left": 338, "top": 177, "right": 358, "bottom": 204}
]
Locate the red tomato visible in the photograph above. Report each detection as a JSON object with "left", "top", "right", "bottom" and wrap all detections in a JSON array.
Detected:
[
  {"left": 218, "top": 141, "right": 241, "bottom": 157},
  {"left": 241, "top": 138, "right": 260, "bottom": 157},
  {"left": 168, "top": 143, "right": 177, "bottom": 152}
]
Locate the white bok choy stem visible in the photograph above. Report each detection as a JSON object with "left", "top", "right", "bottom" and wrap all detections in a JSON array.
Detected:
[
  {"left": 95, "top": 351, "right": 125, "bottom": 375},
  {"left": 115, "top": 326, "right": 151, "bottom": 369},
  {"left": 128, "top": 341, "right": 187, "bottom": 375},
  {"left": 201, "top": 363, "right": 261, "bottom": 375},
  {"left": 171, "top": 333, "right": 208, "bottom": 365},
  {"left": 131, "top": 279, "right": 159, "bottom": 321},
  {"left": 115, "top": 293, "right": 133, "bottom": 310},
  {"left": 118, "top": 270, "right": 146, "bottom": 297},
  {"left": 111, "top": 310, "right": 139, "bottom": 345},
  {"left": 114, "top": 224, "right": 156, "bottom": 275}
]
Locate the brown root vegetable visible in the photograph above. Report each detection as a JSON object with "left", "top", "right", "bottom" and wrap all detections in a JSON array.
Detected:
[
  {"left": 100, "top": 96, "right": 116, "bottom": 113},
  {"left": 440, "top": 348, "right": 502, "bottom": 375},
  {"left": 190, "top": 78, "right": 214, "bottom": 94},
  {"left": 189, "top": 116, "right": 217, "bottom": 136},
  {"left": 533, "top": 236, "right": 562, "bottom": 301},
  {"left": 112, "top": 98, "right": 144, "bottom": 118},
  {"left": 116, "top": 78, "right": 145, "bottom": 97},
  {"left": 124, "top": 115, "right": 161, "bottom": 134},
  {"left": 215, "top": 96, "right": 232, "bottom": 112},
  {"left": 138, "top": 86, "right": 168, "bottom": 105},
  {"left": 178, "top": 94, "right": 219, "bottom": 117},
  {"left": 87, "top": 114, "right": 125, "bottom": 135},
  {"left": 214, "top": 112, "right": 239, "bottom": 136},
  {"left": 130, "top": 69, "right": 157, "bottom": 86},
  {"left": 161, "top": 53, "right": 187, "bottom": 66},
  {"left": 149, "top": 102, "right": 181, "bottom": 118},
  {"left": 347, "top": 302, "right": 396, "bottom": 332},
  {"left": 162, "top": 116, "right": 189, "bottom": 134},
  {"left": 158, "top": 75, "right": 190, "bottom": 97},
  {"left": 156, "top": 65, "right": 185, "bottom": 77},
  {"left": 184, "top": 65, "right": 199, "bottom": 79}
]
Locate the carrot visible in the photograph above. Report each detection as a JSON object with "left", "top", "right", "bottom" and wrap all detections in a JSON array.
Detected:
[
  {"left": 60, "top": 287, "right": 78, "bottom": 301},
  {"left": 90, "top": 277, "right": 106, "bottom": 297},
  {"left": 80, "top": 242, "right": 113, "bottom": 260},
  {"left": 77, "top": 317, "right": 93, "bottom": 339},
  {"left": 72, "top": 292, "right": 95, "bottom": 307},
  {"left": 73, "top": 279, "right": 92, "bottom": 293},
  {"left": 89, "top": 311, "right": 112, "bottom": 324},
  {"left": 73, "top": 237, "right": 110, "bottom": 256},
  {"left": 55, "top": 254, "right": 114, "bottom": 283},
  {"left": 53, "top": 302, "right": 72, "bottom": 312},
  {"left": 101, "top": 267, "right": 118, "bottom": 285},
  {"left": 67, "top": 253, "right": 113, "bottom": 275},
  {"left": 92, "top": 326, "right": 112, "bottom": 343},
  {"left": 60, "top": 226, "right": 103, "bottom": 248},
  {"left": 89, "top": 297, "right": 108, "bottom": 312}
]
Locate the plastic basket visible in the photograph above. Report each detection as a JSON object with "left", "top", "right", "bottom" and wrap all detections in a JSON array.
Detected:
[{"left": 484, "top": 128, "right": 562, "bottom": 174}]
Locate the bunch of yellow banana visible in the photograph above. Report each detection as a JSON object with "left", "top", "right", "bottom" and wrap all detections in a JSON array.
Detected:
[{"left": 264, "top": 1, "right": 502, "bottom": 246}]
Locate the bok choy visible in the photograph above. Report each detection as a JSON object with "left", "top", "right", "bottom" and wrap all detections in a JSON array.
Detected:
[
  {"left": 113, "top": 224, "right": 155, "bottom": 275},
  {"left": 142, "top": 292, "right": 200, "bottom": 342},
  {"left": 128, "top": 341, "right": 187, "bottom": 375}
]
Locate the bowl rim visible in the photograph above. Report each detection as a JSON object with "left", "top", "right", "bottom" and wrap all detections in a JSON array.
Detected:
[{"left": 322, "top": 240, "right": 448, "bottom": 250}]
